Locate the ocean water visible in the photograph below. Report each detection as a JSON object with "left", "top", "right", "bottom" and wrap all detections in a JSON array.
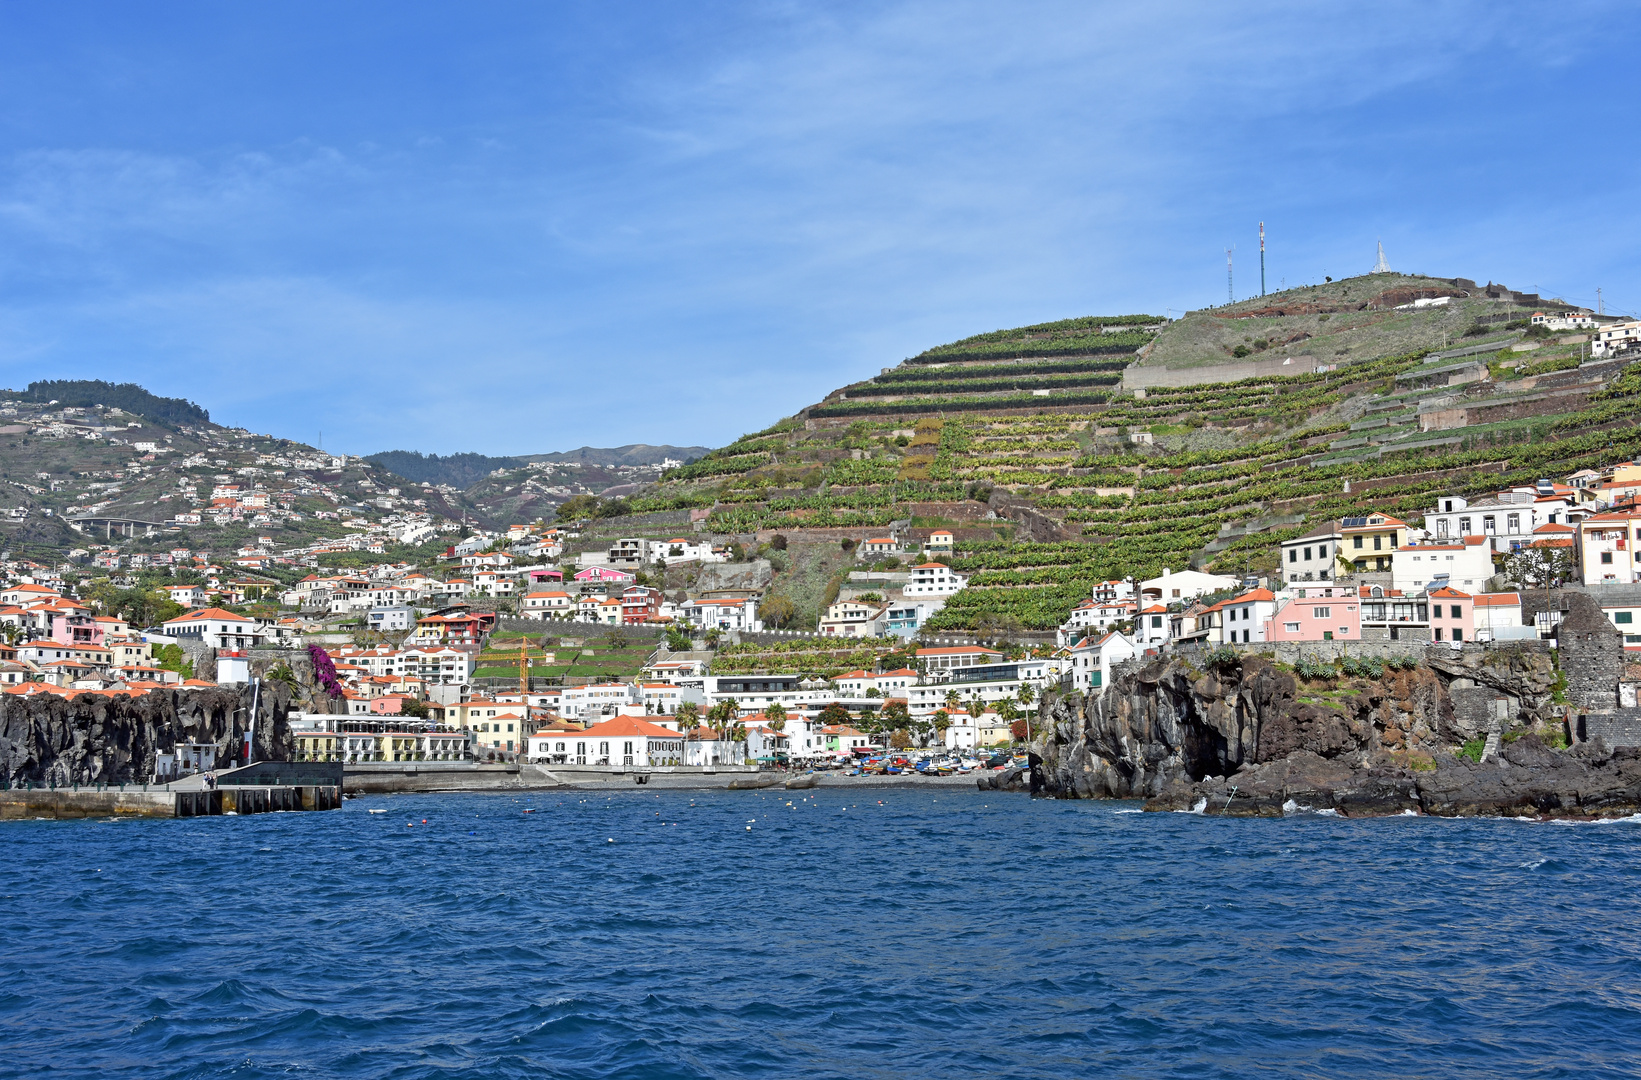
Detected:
[{"left": 3, "top": 789, "right": 1641, "bottom": 1080}]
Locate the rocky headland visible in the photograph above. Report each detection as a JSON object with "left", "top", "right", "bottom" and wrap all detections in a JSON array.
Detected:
[
  {"left": 0, "top": 683, "right": 295, "bottom": 786},
  {"left": 1031, "top": 593, "right": 1641, "bottom": 818}
]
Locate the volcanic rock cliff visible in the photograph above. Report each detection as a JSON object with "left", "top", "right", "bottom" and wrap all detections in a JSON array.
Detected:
[
  {"left": 0, "top": 684, "right": 295, "bottom": 786},
  {"left": 1031, "top": 640, "right": 1641, "bottom": 818}
]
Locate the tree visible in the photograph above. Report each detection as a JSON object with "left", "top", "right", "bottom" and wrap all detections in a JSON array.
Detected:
[
  {"left": 676, "top": 700, "right": 700, "bottom": 730},
  {"left": 1507, "top": 547, "right": 1571, "bottom": 591},
  {"left": 1016, "top": 682, "right": 1036, "bottom": 708},
  {"left": 770, "top": 533, "right": 788, "bottom": 551},
  {"left": 931, "top": 708, "right": 952, "bottom": 748},
  {"left": 864, "top": 686, "right": 882, "bottom": 699},
  {"left": 944, "top": 688, "right": 962, "bottom": 713},
  {"left": 705, "top": 628, "right": 723, "bottom": 650},
  {"left": 817, "top": 701, "right": 851, "bottom": 725},
  {"left": 400, "top": 697, "right": 430, "bottom": 719},
  {"left": 666, "top": 624, "right": 693, "bottom": 652},
  {"left": 556, "top": 494, "right": 600, "bottom": 522},
  {"left": 707, "top": 700, "right": 738, "bottom": 740},
  {"left": 758, "top": 594, "right": 797, "bottom": 629},
  {"left": 265, "top": 663, "right": 300, "bottom": 695},
  {"left": 603, "top": 628, "right": 627, "bottom": 650}
]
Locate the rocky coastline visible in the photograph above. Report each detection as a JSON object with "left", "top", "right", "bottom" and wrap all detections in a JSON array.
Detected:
[{"left": 1030, "top": 593, "right": 1641, "bottom": 819}]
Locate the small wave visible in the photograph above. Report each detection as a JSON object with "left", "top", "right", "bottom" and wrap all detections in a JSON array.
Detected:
[
  {"left": 1110, "top": 809, "right": 1144, "bottom": 814},
  {"left": 1520, "top": 857, "right": 1548, "bottom": 870},
  {"left": 1550, "top": 813, "right": 1641, "bottom": 826},
  {"left": 1180, "top": 798, "right": 1208, "bottom": 815}
]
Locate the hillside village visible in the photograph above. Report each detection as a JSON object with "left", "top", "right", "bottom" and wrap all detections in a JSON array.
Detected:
[{"left": 4, "top": 269, "right": 1641, "bottom": 773}]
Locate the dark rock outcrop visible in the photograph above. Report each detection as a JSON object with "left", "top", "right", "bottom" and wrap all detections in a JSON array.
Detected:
[
  {"left": 1143, "top": 736, "right": 1641, "bottom": 819},
  {"left": 1029, "top": 647, "right": 1631, "bottom": 817},
  {"left": 0, "top": 684, "right": 294, "bottom": 786}
]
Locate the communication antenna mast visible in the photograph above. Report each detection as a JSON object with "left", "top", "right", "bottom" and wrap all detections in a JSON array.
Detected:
[
  {"left": 1598, "top": 287, "right": 1604, "bottom": 315},
  {"left": 1259, "top": 222, "right": 1266, "bottom": 297},
  {"left": 1372, "top": 240, "right": 1392, "bottom": 274},
  {"left": 1226, "top": 247, "right": 1234, "bottom": 305}
]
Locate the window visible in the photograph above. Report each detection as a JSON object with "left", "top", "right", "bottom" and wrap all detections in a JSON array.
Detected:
[
  {"left": 1453, "top": 628, "right": 1462, "bottom": 641},
  {"left": 1459, "top": 517, "right": 1471, "bottom": 534},
  {"left": 1483, "top": 515, "right": 1496, "bottom": 535},
  {"left": 1374, "top": 536, "right": 1382, "bottom": 551},
  {"left": 1303, "top": 547, "right": 1312, "bottom": 561},
  {"left": 1617, "top": 612, "right": 1635, "bottom": 625},
  {"left": 1284, "top": 623, "right": 1301, "bottom": 633},
  {"left": 1437, "top": 520, "right": 1449, "bottom": 537},
  {"left": 1318, "top": 544, "right": 1328, "bottom": 557},
  {"left": 1288, "top": 549, "right": 1297, "bottom": 563},
  {"left": 1507, "top": 513, "right": 1520, "bottom": 533},
  {"left": 1354, "top": 536, "right": 1363, "bottom": 549},
  {"left": 1315, "top": 607, "right": 1331, "bottom": 619},
  {"left": 1603, "top": 552, "right": 1614, "bottom": 564},
  {"left": 1434, "top": 628, "right": 1443, "bottom": 641},
  {"left": 1450, "top": 605, "right": 1462, "bottom": 619}
]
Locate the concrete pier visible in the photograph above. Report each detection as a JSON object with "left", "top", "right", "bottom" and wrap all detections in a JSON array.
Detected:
[{"left": 0, "top": 761, "right": 344, "bottom": 820}]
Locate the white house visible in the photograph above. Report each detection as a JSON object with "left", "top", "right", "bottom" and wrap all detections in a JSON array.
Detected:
[
  {"left": 818, "top": 600, "right": 889, "bottom": 638},
  {"left": 401, "top": 646, "right": 476, "bottom": 684},
  {"left": 1208, "top": 589, "right": 1280, "bottom": 644},
  {"left": 521, "top": 590, "right": 573, "bottom": 619},
  {"left": 1392, "top": 536, "right": 1494, "bottom": 593},
  {"left": 1139, "top": 568, "right": 1238, "bottom": 605},
  {"left": 903, "top": 562, "right": 967, "bottom": 596},
  {"left": 832, "top": 668, "right": 918, "bottom": 698},
  {"left": 915, "top": 645, "right": 1003, "bottom": 671},
  {"left": 1068, "top": 632, "right": 1138, "bottom": 694},
  {"left": 1530, "top": 311, "right": 1596, "bottom": 331},
  {"left": 1132, "top": 603, "right": 1171, "bottom": 648},
  {"left": 536, "top": 714, "right": 687, "bottom": 767},
  {"left": 681, "top": 597, "right": 761, "bottom": 632},
  {"left": 1576, "top": 509, "right": 1641, "bottom": 586},
  {"left": 1591, "top": 319, "right": 1641, "bottom": 358},
  {"left": 1280, "top": 521, "right": 1343, "bottom": 583},
  {"left": 655, "top": 538, "right": 725, "bottom": 565},
  {"left": 160, "top": 607, "right": 264, "bottom": 650}
]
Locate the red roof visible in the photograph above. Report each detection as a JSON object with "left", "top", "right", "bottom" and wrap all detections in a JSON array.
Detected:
[
  {"left": 577, "top": 714, "right": 685, "bottom": 739},
  {"left": 167, "top": 607, "right": 258, "bottom": 624},
  {"left": 1474, "top": 593, "right": 1522, "bottom": 607}
]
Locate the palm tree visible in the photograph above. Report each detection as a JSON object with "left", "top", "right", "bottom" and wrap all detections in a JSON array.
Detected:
[
  {"left": 676, "top": 700, "right": 700, "bottom": 731},
  {"left": 944, "top": 688, "right": 961, "bottom": 713},
  {"left": 931, "top": 708, "right": 952, "bottom": 749}
]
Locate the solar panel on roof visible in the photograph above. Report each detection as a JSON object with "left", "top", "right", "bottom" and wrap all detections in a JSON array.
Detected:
[{"left": 1342, "top": 516, "right": 1368, "bottom": 527}]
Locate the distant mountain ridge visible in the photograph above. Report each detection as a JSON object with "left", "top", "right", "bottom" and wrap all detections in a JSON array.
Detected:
[
  {"left": 519, "top": 444, "right": 710, "bottom": 467},
  {"left": 365, "top": 444, "right": 709, "bottom": 489}
]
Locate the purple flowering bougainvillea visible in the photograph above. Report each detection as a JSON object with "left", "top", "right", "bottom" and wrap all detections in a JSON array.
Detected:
[{"left": 307, "top": 644, "right": 344, "bottom": 699}]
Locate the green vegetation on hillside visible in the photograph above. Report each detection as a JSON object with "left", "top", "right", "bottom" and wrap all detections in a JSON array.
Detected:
[{"left": 20, "top": 380, "right": 210, "bottom": 427}]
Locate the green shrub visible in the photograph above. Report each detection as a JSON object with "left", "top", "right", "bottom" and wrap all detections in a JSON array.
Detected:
[{"left": 1456, "top": 738, "right": 1485, "bottom": 763}]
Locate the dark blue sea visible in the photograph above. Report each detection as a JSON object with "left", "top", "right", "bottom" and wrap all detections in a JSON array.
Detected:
[{"left": 4, "top": 788, "right": 1641, "bottom": 1079}]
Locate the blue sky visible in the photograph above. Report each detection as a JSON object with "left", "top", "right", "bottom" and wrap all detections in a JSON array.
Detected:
[{"left": 0, "top": 1, "right": 1635, "bottom": 455}]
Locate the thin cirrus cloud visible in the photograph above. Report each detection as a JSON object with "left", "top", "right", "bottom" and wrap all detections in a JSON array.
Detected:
[{"left": 0, "top": 0, "right": 1634, "bottom": 455}]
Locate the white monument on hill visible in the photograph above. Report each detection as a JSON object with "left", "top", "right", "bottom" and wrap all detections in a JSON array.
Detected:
[{"left": 1372, "top": 241, "right": 1392, "bottom": 274}]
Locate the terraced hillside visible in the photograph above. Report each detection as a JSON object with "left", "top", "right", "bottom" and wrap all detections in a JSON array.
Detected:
[{"left": 606, "top": 272, "right": 1641, "bottom": 634}]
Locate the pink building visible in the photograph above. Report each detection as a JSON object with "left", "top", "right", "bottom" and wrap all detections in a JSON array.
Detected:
[
  {"left": 527, "top": 568, "right": 564, "bottom": 585},
  {"left": 573, "top": 566, "right": 636, "bottom": 584},
  {"left": 1264, "top": 586, "right": 1361, "bottom": 642},
  {"left": 1427, "top": 586, "right": 1474, "bottom": 643}
]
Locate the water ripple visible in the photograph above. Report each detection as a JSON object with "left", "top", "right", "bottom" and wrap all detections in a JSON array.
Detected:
[{"left": 4, "top": 790, "right": 1641, "bottom": 1078}]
